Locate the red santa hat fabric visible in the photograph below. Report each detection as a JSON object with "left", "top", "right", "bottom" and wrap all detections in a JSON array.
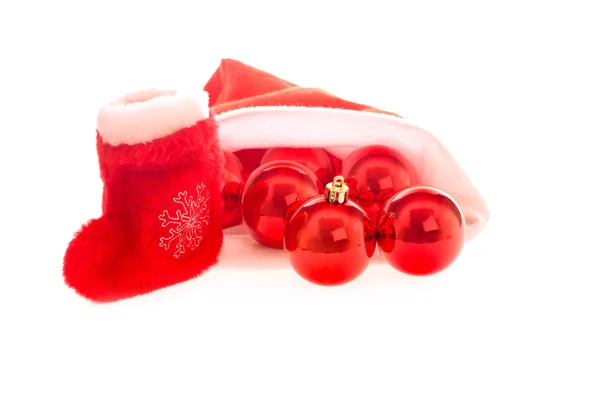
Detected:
[{"left": 206, "top": 59, "right": 489, "bottom": 240}]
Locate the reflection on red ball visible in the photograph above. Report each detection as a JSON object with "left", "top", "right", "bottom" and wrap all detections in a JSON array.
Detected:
[
  {"left": 377, "top": 186, "right": 465, "bottom": 276},
  {"left": 341, "top": 145, "right": 418, "bottom": 225},
  {"left": 221, "top": 152, "right": 248, "bottom": 228},
  {"left": 260, "top": 147, "right": 335, "bottom": 185},
  {"left": 285, "top": 197, "right": 376, "bottom": 286},
  {"left": 241, "top": 160, "right": 322, "bottom": 249}
]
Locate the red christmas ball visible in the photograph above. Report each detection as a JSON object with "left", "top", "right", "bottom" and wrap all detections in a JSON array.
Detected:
[
  {"left": 220, "top": 152, "right": 248, "bottom": 228},
  {"left": 285, "top": 177, "right": 376, "bottom": 286},
  {"left": 341, "top": 145, "right": 418, "bottom": 225},
  {"left": 377, "top": 186, "right": 466, "bottom": 276},
  {"left": 241, "top": 160, "right": 322, "bottom": 249},
  {"left": 260, "top": 147, "right": 335, "bottom": 185}
]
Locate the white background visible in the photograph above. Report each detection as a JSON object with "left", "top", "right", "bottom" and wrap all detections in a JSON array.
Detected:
[{"left": 1, "top": 1, "right": 599, "bottom": 399}]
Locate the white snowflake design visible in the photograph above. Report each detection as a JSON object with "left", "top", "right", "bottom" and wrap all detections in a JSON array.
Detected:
[{"left": 158, "top": 183, "right": 210, "bottom": 259}]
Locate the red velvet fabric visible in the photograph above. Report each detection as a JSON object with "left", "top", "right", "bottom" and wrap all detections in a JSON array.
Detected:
[{"left": 205, "top": 59, "right": 397, "bottom": 115}]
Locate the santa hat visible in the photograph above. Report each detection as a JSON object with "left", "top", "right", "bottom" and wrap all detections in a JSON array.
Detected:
[
  {"left": 207, "top": 59, "right": 488, "bottom": 240},
  {"left": 63, "top": 59, "right": 488, "bottom": 302}
]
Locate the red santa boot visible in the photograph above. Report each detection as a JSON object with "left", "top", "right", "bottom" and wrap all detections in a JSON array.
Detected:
[{"left": 63, "top": 89, "right": 224, "bottom": 302}]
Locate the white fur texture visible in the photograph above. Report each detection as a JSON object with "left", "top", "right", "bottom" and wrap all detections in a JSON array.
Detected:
[
  {"left": 216, "top": 107, "right": 489, "bottom": 240},
  {"left": 97, "top": 89, "right": 210, "bottom": 145}
]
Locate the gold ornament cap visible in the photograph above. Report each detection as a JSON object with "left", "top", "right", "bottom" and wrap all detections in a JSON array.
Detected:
[{"left": 325, "top": 176, "right": 349, "bottom": 205}]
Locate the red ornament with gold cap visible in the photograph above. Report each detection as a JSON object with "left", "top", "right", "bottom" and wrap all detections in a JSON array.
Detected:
[{"left": 284, "top": 176, "right": 376, "bottom": 286}]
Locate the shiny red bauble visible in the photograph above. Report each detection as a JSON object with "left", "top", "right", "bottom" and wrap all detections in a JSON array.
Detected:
[
  {"left": 285, "top": 197, "right": 376, "bottom": 286},
  {"left": 260, "top": 147, "right": 336, "bottom": 185},
  {"left": 241, "top": 160, "right": 322, "bottom": 249},
  {"left": 377, "top": 186, "right": 466, "bottom": 276},
  {"left": 341, "top": 145, "right": 419, "bottom": 224},
  {"left": 220, "top": 152, "right": 248, "bottom": 228}
]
